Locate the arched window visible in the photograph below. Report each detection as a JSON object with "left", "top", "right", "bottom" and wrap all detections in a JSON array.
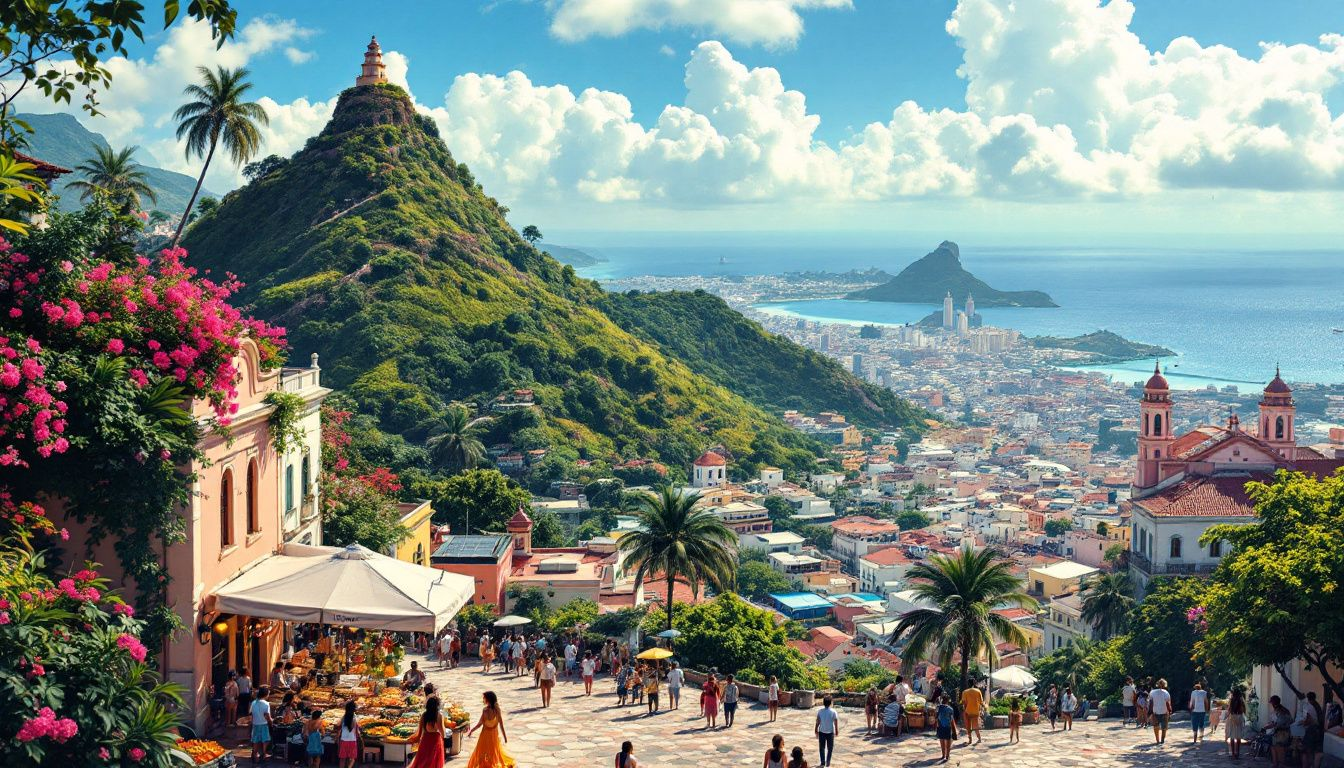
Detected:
[
  {"left": 1153, "top": 448, "right": 1161, "bottom": 459},
  {"left": 301, "top": 453, "right": 311, "bottom": 499},
  {"left": 246, "top": 458, "right": 260, "bottom": 535},
  {"left": 1209, "top": 539, "right": 1222, "bottom": 558},
  {"left": 1143, "top": 413, "right": 1150, "bottom": 436},
  {"left": 220, "top": 469, "right": 234, "bottom": 547},
  {"left": 1275, "top": 416, "right": 1285, "bottom": 439},
  {"left": 414, "top": 542, "right": 425, "bottom": 566},
  {"left": 284, "top": 464, "right": 295, "bottom": 513},
  {"left": 1170, "top": 535, "right": 1182, "bottom": 559},
  {"left": 1153, "top": 413, "right": 1163, "bottom": 436}
]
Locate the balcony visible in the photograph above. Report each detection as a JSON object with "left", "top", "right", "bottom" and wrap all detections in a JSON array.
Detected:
[{"left": 1129, "top": 550, "right": 1217, "bottom": 576}]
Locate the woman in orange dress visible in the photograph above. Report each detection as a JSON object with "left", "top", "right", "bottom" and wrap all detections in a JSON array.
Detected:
[
  {"left": 465, "top": 691, "right": 515, "bottom": 768},
  {"left": 408, "top": 697, "right": 447, "bottom": 768}
]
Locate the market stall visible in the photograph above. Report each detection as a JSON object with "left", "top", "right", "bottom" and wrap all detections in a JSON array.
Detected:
[{"left": 212, "top": 543, "right": 476, "bottom": 763}]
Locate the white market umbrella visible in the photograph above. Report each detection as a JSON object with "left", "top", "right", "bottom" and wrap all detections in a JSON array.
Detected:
[
  {"left": 212, "top": 543, "right": 474, "bottom": 633},
  {"left": 990, "top": 665, "right": 1038, "bottom": 691},
  {"left": 493, "top": 615, "right": 532, "bottom": 628}
]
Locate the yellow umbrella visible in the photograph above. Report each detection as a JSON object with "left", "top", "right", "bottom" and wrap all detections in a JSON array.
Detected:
[{"left": 636, "top": 647, "right": 673, "bottom": 660}]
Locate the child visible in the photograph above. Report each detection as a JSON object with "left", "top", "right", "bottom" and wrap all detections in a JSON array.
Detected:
[
  {"left": 303, "top": 709, "right": 325, "bottom": 768},
  {"left": 616, "top": 664, "right": 630, "bottom": 706},
  {"left": 935, "top": 694, "right": 957, "bottom": 763},
  {"left": 629, "top": 667, "right": 644, "bottom": 707},
  {"left": 1008, "top": 697, "right": 1022, "bottom": 744}
]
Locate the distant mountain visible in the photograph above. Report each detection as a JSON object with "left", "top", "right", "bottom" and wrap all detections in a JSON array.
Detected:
[
  {"left": 848, "top": 241, "right": 1057, "bottom": 308},
  {"left": 1031, "top": 330, "right": 1174, "bottom": 363},
  {"left": 539, "top": 243, "right": 605, "bottom": 268},
  {"left": 17, "top": 112, "right": 215, "bottom": 215}
]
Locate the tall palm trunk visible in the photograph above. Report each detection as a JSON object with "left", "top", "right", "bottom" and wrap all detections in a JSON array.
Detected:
[
  {"left": 959, "top": 636, "right": 971, "bottom": 697},
  {"left": 172, "top": 136, "right": 217, "bottom": 248},
  {"left": 666, "top": 572, "right": 676, "bottom": 632}
]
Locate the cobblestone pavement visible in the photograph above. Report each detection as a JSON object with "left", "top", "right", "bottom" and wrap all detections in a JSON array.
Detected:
[{"left": 422, "top": 655, "right": 1246, "bottom": 768}]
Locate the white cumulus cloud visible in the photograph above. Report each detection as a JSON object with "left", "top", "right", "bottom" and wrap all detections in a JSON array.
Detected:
[{"left": 547, "top": 0, "right": 852, "bottom": 47}]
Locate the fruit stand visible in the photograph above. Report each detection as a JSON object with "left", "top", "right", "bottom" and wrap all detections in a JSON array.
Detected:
[{"left": 176, "top": 738, "right": 232, "bottom": 767}]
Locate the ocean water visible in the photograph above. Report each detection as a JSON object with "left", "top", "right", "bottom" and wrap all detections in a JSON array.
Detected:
[{"left": 577, "top": 245, "right": 1344, "bottom": 386}]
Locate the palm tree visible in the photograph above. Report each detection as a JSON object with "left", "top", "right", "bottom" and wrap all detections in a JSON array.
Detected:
[
  {"left": 617, "top": 485, "right": 737, "bottom": 632},
  {"left": 171, "top": 65, "right": 268, "bottom": 246},
  {"left": 426, "top": 405, "right": 486, "bottom": 473},
  {"left": 1049, "top": 637, "right": 1095, "bottom": 692},
  {"left": 889, "top": 547, "right": 1037, "bottom": 693},
  {"left": 68, "top": 145, "right": 157, "bottom": 213},
  {"left": 1080, "top": 571, "right": 1135, "bottom": 640}
]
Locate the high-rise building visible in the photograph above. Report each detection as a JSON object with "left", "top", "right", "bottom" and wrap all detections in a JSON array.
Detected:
[
  {"left": 851, "top": 353, "right": 864, "bottom": 376},
  {"left": 955, "top": 310, "right": 969, "bottom": 335},
  {"left": 820, "top": 333, "right": 831, "bottom": 352},
  {"left": 965, "top": 293, "right": 975, "bottom": 320},
  {"left": 942, "top": 291, "right": 954, "bottom": 328}
]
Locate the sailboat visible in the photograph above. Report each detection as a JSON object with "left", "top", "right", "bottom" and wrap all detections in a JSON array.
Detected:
[{"left": 719, "top": 256, "right": 727, "bottom": 265}]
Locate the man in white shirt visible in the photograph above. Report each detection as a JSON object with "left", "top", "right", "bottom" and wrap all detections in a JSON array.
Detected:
[
  {"left": 564, "top": 640, "right": 578, "bottom": 679},
  {"left": 581, "top": 652, "right": 596, "bottom": 696},
  {"left": 1188, "top": 682, "right": 1209, "bottom": 743},
  {"left": 1121, "top": 677, "right": 1137, "bottom": 725},
  {"left": 666, "top": 662, "right": 684, "bottom": 710},
  {"left": 438, "top": 631, "right": 453, "bottom": 669},
  {"left": 815, "top": 695, "right": 840, "bottom": 767},
  {"left": 1148, "top": 678, "right": 1173, "bottom": 744}
]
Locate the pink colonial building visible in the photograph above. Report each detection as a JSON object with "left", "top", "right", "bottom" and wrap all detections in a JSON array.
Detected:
[
  {"left": 1126, "top": 364, "right": 1343, "bottom": 595},
  {"left": 58, "top": 339, "right": 330, "bottom": 732}
]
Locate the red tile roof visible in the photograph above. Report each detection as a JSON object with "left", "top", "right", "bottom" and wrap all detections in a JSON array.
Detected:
[
  {"left": 693, "top": 451, "right": 727, "bottom": 466},
  {"left": 832, "top": 516, "right": 900, "bottom": 537},
  {"left": 859, "top": 546, "right": 911, "bottom": 566},
  {"left": 1133, "top": 474, "right": 1265, "bottom": 518}
]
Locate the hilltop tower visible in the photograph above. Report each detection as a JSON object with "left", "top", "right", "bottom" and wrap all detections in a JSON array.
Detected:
[
  {"left": 942, "top": 291, "right": 954, "bottom": 329},
  {"left": 507, "top": 506, "right": 533, "bottom": 555},
  {"left": 1258, "top": 366, "right": 1296, "bottom": 457},
  {"left": 355, "top": 36, "right": 388, "bottom": 87},
  {"left": 1136, "top": 361, "right": 1174, "bottom": 489}
]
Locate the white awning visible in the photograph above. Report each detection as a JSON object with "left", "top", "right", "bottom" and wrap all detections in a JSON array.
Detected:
[{"left": 212, "top": 543, "right": 475, "bottom": 633}]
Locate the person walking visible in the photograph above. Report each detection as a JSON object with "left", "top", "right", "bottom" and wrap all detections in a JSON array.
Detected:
[
  {"left": 539, "top": 655, "right": 556, "bottom": 708},
  {"left": 615, "top": 741, "right": 639, "bottom": 768},
  {"left": 1136, "top": 682, "right": 1150, "bottom": 727},
  {"left": 337, "top": 701, "right": 363, "bottom": 768},
  {"left": 582, "top": 651, "right": 596, "bottom": 695},
  {"left": 465, "top": 691, "right": 515, "bottom": 768},
  {"left": 667, "top": 662, "right": 684, "bottom": 710},
  {"left": 1189, "top": 682, "right": 1210, "bottom": 743},
  {"left": 703, "top": 674, "right": 721, "bottom": 729},
  {"left": 224, "top": 671, "right": 240, "bottom": 727},
  {"left": 303, "top": 709, "right": 325, "bottom": 768},
  {"left": 1060, "top": 687, "right": 1077, "bottom": 731},
  {"left": 767, "top": 675, "right": 780, "bottom": 722},
  {"left": 865, "top": 687, "right": 879, "bottom": 735},
  {"left": 1148, "top": 678, "right": 1173, "bottom": 745},
  {"left": 564, "top": 639, "right": 579, "bottom": 681},
  {"left": 1008, "top": 697, "right": 1022, "bottom": 744},
  {"left": 935, "top": 694, "right": 958, "bottom": 763},
  {"left": 723, "top": 675, "right": 740, "bottom": 727},
  {"left": 1121, "top": 677, "right": 1136, "bottom": 725},
  {"left": 645, "top": 667, "right": 661, "bottom": 715},
  {"left": 407, "top": 696, "right": 448, "bottom": 768},
  {"left": 1045, "top": 684, "right": 1060, "bottom": 731},
  {"left": 764, "top": 734, "right": 786, "bottom": 768},
  {"left": 438, "top": 631, "right": 453, "bottom": 670},
  {"left": 1269, "top": 695, "right": 1293, "bottom": 768},
  {"left": 480, "top": 638, "right": 495, "bottom": 674},
  {"left": 815, "top": 695, "right": 839, "bottom": 768},
  {"left": 1226, "top": 688, "right": 1247, "bottom": 760},
  {"left": 961, "top": 681, "right": 984, "bottom": 744},
  {"left": 1300, "top": 691, "right": 1324, "bottom": 768},
  {"left": 512, "top": 636, "right": 525, "bottom": 677},
  {"left": 237, "top": 668, "right": 254, "bottom": 717},
  {"left": 248, "top": 685, "right": 273, "bottom": 766}
]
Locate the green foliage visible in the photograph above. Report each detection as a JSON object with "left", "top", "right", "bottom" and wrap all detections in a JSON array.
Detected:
[
  {"left": 507, "top": 586, "right": 550, "bottom": 623},
  {"left": 1119, "top": 577, "right": 1241, "bottom": 699},
  {"left": 546, "top": 597, "right": 599, "bottom": 632},
  {"left": 735, "top": 560, "right": 797, "bottom": 602},
  {"left": 1044, "top": 518, "right": 1071, "bottom": 537},
  {"left": 836, "top": 658, "right": 898, "bottom": 693},
  {"left": 432, "top": 468, "right": 531, "bottom": 534},
  {"left": 1030, "top": 330, "right": 1174, "bottom": 362},
  {"left": 530, "top": 509, "right": 570, "bottom": 548},
  {"left": 1080, "top": 571, "right": 1134, "bottom": 640},
  {"left": 618, "top": 486, "right": 737, "bottom": 631},
  {"left": 590, "top": 605, "right": 647, "bottom": 638},
  {"left": 180, "top": 84, "right": 918, "bottom": 475},
  {"left": 896, "top": 510, "right": 932, "bottom": 530},
  {"left": 263, "top": 391, "right": 306, "bottom": 453},
  {"left": 455, "top": 603, "right": 497, "bottom": 632},
  {"left": 426, "top": 405, "right": 485, "bottom": 474},
  {"left": 641, "top": 593, "right": 827, "bottom": 690},
  {"left": 889, "top": 548, "right": 1036, "bottom": 690},
  {"left": 1199, "top": 470, "right": 1344, "bottom": 701},
  {"left": 0, "top": 515, "right": 188, "bottom": 767},
  {"left": 320, "top": 478, "right": 407, "bottom": 552}
]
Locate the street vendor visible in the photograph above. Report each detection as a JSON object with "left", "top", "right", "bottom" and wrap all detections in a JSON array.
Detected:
[{"left": 402, "top": 661, "right": 426, "bottom": 690}]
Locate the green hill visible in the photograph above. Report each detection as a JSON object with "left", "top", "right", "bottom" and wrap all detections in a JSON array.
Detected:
[
  {"left": 599, "top": 289, "right": 926, "bottom": 431},
  {"left": 848, "top": 240, "right": 1056, "bottom": 307},
  {"left": 1030, "top": 330, "right": 1174, "bottom": 363},
  {"left": 539, "top": 243, "right": 605, "bottom": 268},
  {"left": 181, "top": 84, "right": 922, "bottom": 473},
  {"left": 17, "top": 112, "right": 215, "bottom": 215}
]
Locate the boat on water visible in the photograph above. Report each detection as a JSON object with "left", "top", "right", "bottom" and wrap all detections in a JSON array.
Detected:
[
  {"left": 1334, "top": 328, "right": 1343, "bottom": 334},
  {"left": 719, "top": 256, "right": 727, "bottom": 264}
]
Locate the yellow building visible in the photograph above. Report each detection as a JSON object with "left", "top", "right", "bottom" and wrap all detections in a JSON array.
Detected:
[
  {"left": 1026, "top": 560, "right": 1099, "bottom": 599},
  {"left": 388, "top": 499, "right": 434, "bottom": 566}
]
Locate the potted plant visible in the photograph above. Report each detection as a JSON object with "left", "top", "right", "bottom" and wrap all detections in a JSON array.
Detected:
[{"left": 988, "top": 699, "right": 1011, "bottom": 729}]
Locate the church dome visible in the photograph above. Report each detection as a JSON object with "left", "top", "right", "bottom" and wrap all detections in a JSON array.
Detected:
[
  {"left": 1144, "top": 361, "right": 1169, "bottom": 391},
  {"left": 1264, "top": 367, "right": 1291, "bottom": 394}
]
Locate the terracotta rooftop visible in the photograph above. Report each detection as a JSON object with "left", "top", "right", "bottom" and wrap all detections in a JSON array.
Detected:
[
  {"left": 859, "top": 546, "right": 911, "bottom": 566},
  {"left": 693, "top": 451, "right": 727, "bottom": 467},
  {"left": 832, "top": 516, "right": 900, "bottom": 537},
  {"left": 1132, "top": 474, "right": 1265, "bottom": 518}
]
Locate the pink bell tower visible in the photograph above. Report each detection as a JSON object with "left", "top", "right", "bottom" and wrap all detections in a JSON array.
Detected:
[
  {"left": 1135, "top": 361, "right": 1174, "bottom": 489},
  {"left": 1258, "top": 366, "right": 1295, "bottom": 458}
]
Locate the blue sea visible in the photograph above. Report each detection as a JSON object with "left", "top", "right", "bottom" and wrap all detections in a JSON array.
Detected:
[{"left": 576, "top": 244, "right": 1344, "bottom": 386}]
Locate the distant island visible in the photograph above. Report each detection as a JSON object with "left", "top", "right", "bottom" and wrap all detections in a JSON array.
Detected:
[
  {"left": 541, "top": 243, "right": 606, "bottom": 268},
  {"left": 848, "top": 240, "right": 1057, "bottom": 308},
  {"left": 782, "top": 267, "right": 893, "bottom": 284},
  {"left": 1031, "top": 330, "right": 1175, "bottom": 363}
]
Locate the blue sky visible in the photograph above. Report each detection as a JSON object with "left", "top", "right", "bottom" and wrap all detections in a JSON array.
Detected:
[{"left": 27, "top": 0, "right": 1344, "bottom": 242}]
